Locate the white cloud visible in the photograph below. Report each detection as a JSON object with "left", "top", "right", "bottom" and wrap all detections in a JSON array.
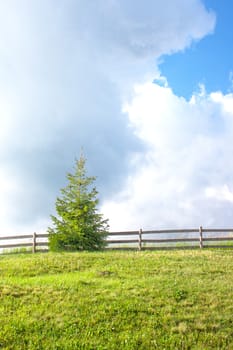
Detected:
[
  {"left": 102, "top": 82, "right": 233, "bottom": 230},
  {"left": 0, "top": 1, "right": 216, "bottom": 234},
  {"left": 205, "top": 185, "right": 233, "bottom": 203}
]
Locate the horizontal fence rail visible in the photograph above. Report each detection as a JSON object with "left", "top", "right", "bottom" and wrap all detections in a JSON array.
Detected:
[{"left": 0, "top": 227, "right": 233, "bottom": 253}]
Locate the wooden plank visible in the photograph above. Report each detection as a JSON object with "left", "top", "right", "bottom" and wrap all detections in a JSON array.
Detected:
[
  {"left": 199, "top": 226, "right": 203, "bottom": 249},
  {"left": 142, "top": 238, "right": 199, "bottom": 243},
  {"left": 142, "top": 229, "right": 199, "bottom": 234},
  {"left": 0, "top": 235, "right": 32, "bottom": 240},
  {"left": 142, "top": 246, "right": 199, "bottom": 251},
  {"left": 202, "top": 229, "right": 233, "bottom": 233},
  {"left": 138, "top": 228, "right": 142, "bottom": 251},
  {"left": 108, "top": 231, "right": 139, "bottom": 236},
  {"left": 0, "top": 243, "right": 32, "bottom": 249},
  {"left": 106, "top": 246, "right": 138, "bottom": 250},
  {"left": 32, "top": 232, "right": 36, "bottom": 253},
  {"left": 36, "top": 234, "right": 49, "bottom": 238},
  {"left": 106, "top": 239, "right": 138, "bottom": 244}
]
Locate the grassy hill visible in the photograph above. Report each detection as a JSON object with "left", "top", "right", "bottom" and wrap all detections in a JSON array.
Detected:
[{"left": 0, "top": 250, "right": 233, "bottom": 349}]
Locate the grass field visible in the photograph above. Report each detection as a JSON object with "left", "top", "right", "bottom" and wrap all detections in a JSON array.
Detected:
[{"left": 0, "top": 250, "right": 233, "bottom": 349}]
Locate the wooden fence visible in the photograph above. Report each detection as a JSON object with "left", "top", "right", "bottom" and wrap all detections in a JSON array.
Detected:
[
  {"left": 107, "top": 227, "right": 233, "bottom": 250},
  {"left": 0, "top": 227, "right": 233, "bottom": 253},
  {"left": 0, "top": 233, "right": 48, "bottom": 253}
]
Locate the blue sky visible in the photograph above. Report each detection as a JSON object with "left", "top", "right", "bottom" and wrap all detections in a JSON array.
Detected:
[
  {"left": 1, "top": 1, "right": 233, "bottom": 234},
  {"left": 160, "top": 0, "right": 233, "bottom": 98}
]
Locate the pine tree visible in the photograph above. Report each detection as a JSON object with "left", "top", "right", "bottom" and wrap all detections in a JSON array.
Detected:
[{"left": 48, "top": 155, "right": 109, "bottom": 251}]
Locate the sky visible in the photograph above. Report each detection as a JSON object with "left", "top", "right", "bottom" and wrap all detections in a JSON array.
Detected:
[
  {"left": 159, "top": 0, "right": 233, "bottom": 98},
  {"left": 0, "top": 0, "right": 233, "bottom": 234}
]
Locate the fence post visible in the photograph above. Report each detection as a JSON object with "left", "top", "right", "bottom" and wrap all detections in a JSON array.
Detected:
[
  {"left": 32, "top": 232, "right": 37, "bottom": 253},
  {"left": 199, "top": 226, "right": 203, "bottom": 249},
  {"left": 139, "top": 228, "right": 142, "bottom": 251}
]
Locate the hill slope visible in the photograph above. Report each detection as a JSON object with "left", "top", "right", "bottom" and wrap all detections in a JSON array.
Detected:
[{"left": 0, "top": 250, "right": 233, "bottom": 349}]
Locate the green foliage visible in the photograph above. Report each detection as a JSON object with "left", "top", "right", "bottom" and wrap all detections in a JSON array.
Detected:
[
  {"left": 174, "top": 288, "right": 188, "bottom": 302},
  {"left": 48, "top": 155, "right": 109, "bottom": 251},
  {"left": 0, "top": 250, "right": 233, "bottom": 349}
]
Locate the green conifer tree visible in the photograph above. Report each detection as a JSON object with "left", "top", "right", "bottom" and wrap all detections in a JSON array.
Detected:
[{"left": 48, "top": 155, "right": 109, "bottom": 251}]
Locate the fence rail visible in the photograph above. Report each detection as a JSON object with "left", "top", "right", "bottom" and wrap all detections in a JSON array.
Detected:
[{"left": 0, "top": 227, "right": 233, "bottom": 253}]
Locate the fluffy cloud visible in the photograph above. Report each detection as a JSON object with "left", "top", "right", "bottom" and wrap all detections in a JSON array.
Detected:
[
  {"left": 0, "top": 1, "right": 215, "bottom": 234},
  {"left": 102, "top": 84, "right": 233, "bottom": 230}
]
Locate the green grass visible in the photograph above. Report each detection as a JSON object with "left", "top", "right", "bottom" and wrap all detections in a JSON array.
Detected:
[{"left": 0, "top": 250, "right": 233, "bottom": 349}]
